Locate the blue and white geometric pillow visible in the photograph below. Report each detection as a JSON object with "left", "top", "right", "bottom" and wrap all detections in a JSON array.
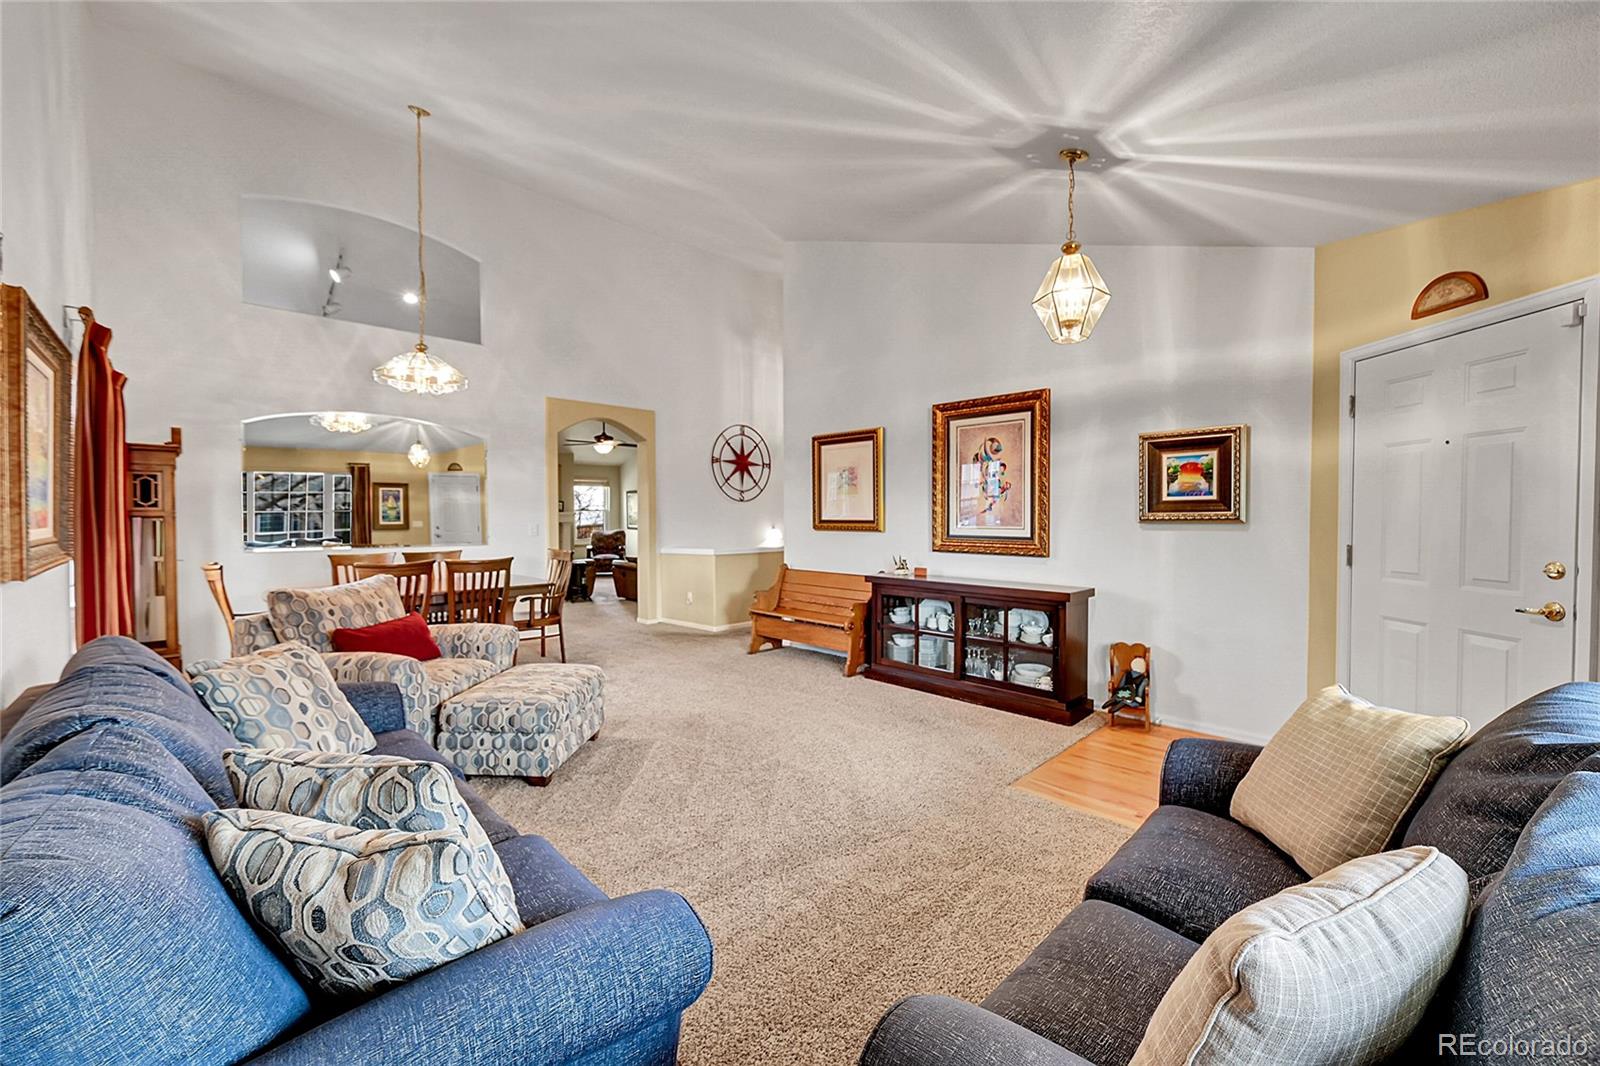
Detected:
[
  {"left": 222, "top": 748, "right": 520, "bottom": 931},
  {"left": 203, "top": 808, "right": 523, "bottom": 996},
  {"left": 265, "top": 575, "right": 406, "bottom": 653},
  {"left": 187, "top": 642, "right": 376, "bottom": 753}
]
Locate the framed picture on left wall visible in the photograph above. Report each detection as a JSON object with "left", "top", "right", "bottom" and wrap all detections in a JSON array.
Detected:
[
  {"left": 373, "top": 483, "right": 410, "bottom": 529},
  {"left": 1, "top": 284, "right": 75, "bottom": 581}
]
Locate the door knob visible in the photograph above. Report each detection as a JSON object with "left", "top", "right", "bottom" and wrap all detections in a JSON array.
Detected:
[
  {"left": 1543, "top": 561, "right": 1567, "bottom": 580},
  {"left": 1515, "top": 601, "right": 1567, "bottom": 622}
]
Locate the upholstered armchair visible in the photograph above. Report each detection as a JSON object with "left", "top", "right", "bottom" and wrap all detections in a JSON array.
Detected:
[
  {"left": 586, "top": 530, "right": 627, "bottom": 575},
  {"left": 244, "top": 574, "right": 518, "bottom": 741}
]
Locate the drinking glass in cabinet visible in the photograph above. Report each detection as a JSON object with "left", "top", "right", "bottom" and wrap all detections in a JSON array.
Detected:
[
  {"left": 964, "top": 644, "right": 1004, "bottom": 681},
  {"left": 966, "top": 605, "right": 1007, "bottom": 639}
]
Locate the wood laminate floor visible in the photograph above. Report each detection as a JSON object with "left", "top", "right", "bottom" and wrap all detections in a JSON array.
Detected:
[{"left": 1013, "top": 715, "right": 1215, "bottom": 827}]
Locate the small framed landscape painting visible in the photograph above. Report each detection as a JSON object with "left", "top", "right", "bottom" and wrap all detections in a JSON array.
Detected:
[
  {"left": 1, "top": 285, "right": 75, "bottom": 581},
  {"left": 931, "top": 389, "right": 1049, "bottom": 556},
  {"left": 374, "top": 483, "right": 410, "bottom": 529},
  {"left": 625, "top": 489, "right": 639, "bottom": 530},
  {"left": 812, "top": 427, "right": 883, "bottom": 532},
  {"left": 1138, "top": 424, "right": 1248, "bottom": 522}
]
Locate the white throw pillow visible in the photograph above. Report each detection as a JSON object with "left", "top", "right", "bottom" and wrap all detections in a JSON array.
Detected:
[
  {"left": 1231, "top": 686, "right": 1469, "bottom": 876},
  {"left": 1131, "top": 846, "right": 1469, "bottom": 1066},
  {"left": 187, "top": 641, "right": 376, "bottom": 753}
]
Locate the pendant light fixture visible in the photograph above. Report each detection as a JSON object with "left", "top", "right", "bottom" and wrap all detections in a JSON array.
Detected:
[
  {"left": 1032, "top": 148, "right": 1111, "bottom": 345},
  {"left": 407, "top": 428, "right": 432, "bottom": 469},
  {"left": 592, "top": 423, "right": 617, "bottom": 456},
  {"left": 373, "top": 105, "right": 468, "bottom": 395},
  {"left": 310, "top": 411, "right": 372, "bottom": 434}
]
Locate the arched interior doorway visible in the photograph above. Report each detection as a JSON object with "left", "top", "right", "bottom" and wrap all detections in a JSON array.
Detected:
[{"left": 545, "top": 397, "right": 657, "bottom": 622}]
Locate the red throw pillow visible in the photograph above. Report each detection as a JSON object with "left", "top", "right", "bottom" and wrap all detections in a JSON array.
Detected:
[{"left": 330, "top": 612, "right": 442, "bottom": 662}]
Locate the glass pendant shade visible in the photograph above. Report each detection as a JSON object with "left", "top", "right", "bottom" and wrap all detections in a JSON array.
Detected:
[
  {"left": 310, "top": 411, "right": 372, "bottom": 434},
  {"left": 408, "top": 440, "right": 431, "bottom": 468},
  {"left": 592, "top": 438, "right": 616, "bottom": 455},
  {"left": 373, "top": 343, "right": 468, "bottom": 395},
  {"left": 1033, "top": 243, "right": 1111, "bottom": 345}
]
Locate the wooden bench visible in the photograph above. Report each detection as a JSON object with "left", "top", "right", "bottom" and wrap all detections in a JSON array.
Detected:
[{"left": 748, "top": 565, "right": 871, "bottom": 676}]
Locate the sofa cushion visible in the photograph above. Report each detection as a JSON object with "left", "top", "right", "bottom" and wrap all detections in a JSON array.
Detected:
[
  {"left": 222, "top": 748, "right": 520, "bottom": 932},
  {"left": 331, "top": 612, "right": 442, "bottom": 661},
  {"left": 982, "top": 900, "right": 1198, "bottom": 1066},
  {"left": 1084, "top": 805, "right": 1306, "bottom": 943},
  {"left": 368, "top": 728, "right": 518, "bottom": 844},
  {"left": 204, "top": 808, "right": 524, "bottom": 996},
  {"left": 494, "top": 833, "right": 610, "bottom": 927},
  {"left": 1232, "top": 686, "right": 1469, "bottom": 877},
  {"left": 1402, "top": 681, "right": 1600, "bottom": 884},
  {"left": 1, "top": 638, "right": 238, "bottom": 805},
  {"left": 187, "top": 642, "right": 377, "bottom": 754},
  {"left": 0, "top": 726, "right": 309, "bottom": 1064},
  {"left": 1406, "top": 755, "right": 1600, "bottom": 1061},
  {"left": 266, "top": 574, "right": 406, "bottom": 653},
  {"left": 1132, "top": 847, "right": 1469, "bottom": 1066}
]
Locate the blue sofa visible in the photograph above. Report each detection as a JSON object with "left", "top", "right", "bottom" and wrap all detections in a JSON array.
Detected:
[
  {"left": 0, "top": 637, "right": 713, "bottom": 1065},
  {"left": 861, "top": 683, "right": 1600, "bottom": 1065}
]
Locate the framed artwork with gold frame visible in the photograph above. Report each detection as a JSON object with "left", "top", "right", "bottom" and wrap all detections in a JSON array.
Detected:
[
  {"left": 373, "top": 483, "right": 410, "bottom": 529},
  {"left": 1, "top": 284, "right": 75, "bottom": 581},
  {"left": 1138, "top": 424, "right": 1248, "bottom": 523},
  {"left": 812, "top": 427, "right": 884, "bottom": 532},
  {"left": 931, "top": 389, "right": 1049, "bottom": 556}
]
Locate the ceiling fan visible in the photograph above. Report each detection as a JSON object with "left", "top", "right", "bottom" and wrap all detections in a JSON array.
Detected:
[{"left": 563, "top": 421, "right": 637, "bottom": 456}]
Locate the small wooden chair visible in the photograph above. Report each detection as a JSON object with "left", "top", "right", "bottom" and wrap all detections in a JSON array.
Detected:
[
  {"left": 351, "top": 559, "right": 435, "bottom": 616},
  {"left": 445, "top": 557, "right": 514, "bottom": 625},
  {"left": 1104, "top": 642, "right": 1152, "bottom": 731},
  {"left": 329, "top": 551, "right": 395, "bottom": 585},
  {"left": 514, "top": 549, "right": 573, "bottom": 661}
]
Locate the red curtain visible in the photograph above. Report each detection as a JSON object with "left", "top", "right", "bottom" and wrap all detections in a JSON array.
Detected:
[{"left": 75, "top": 314, "right": 134, "bottom": 644}]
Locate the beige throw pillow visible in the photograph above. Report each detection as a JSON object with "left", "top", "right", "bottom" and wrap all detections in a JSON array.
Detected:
[
  {"left": 1231, "top": 686, "right": 1469, "bottom": 876},
  {"left": 1131, "top": 846, "right": 1469, "bottom": 1066}
]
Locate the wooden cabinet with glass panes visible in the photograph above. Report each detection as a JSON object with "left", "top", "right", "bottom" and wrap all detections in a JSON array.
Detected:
[
  {"left": 242, "top": 470, "right": 354, "bottom": 548},
  {"left": 129, "top": 429, "right": 183, "bottom": 668},
  {"left": 866, "top": 573, "right": 1094, "bottom": 725}
]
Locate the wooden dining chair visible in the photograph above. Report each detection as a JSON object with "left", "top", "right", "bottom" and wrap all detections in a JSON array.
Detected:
[
  {"left": 351, "top": 559, "right": 435, "bottom": 616},
  {"left": 329, "top": 551, "right": 395, "bottom": 585},
  {"left": 517, "top": 549, "right": 573, "bottom": 662},
  {"left": 201, "top": 561, "right": 238, "bottom": 633},
  {"left": 402, "top": 549, "right": 463, "bottom": 618},
  {"left": 445, "top": 557, "right": 514, "bottom": 625},
  {"left": 401, "top": 549, "right": 463, "bottom": 565}
]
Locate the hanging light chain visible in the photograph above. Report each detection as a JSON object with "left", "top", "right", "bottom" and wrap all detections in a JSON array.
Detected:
[
  {"left": 410, "top": 104, "right": 430, "bottom": 347},
  {"left": 1065, "top": 154, "right": 1076, "bottom": 246}
]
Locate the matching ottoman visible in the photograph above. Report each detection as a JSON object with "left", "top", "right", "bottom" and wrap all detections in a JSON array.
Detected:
[{"left": 435, "top": 663, "right": 605, "bottom": 784}]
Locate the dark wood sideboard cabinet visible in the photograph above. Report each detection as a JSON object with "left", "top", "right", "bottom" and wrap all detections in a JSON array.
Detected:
[{"left": 865, "top": 573, "right": 1094, "bottom": 725}]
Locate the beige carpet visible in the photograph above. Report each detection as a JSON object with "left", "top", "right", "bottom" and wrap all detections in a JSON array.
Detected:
[{"left": 477, "top": 591, "right": 1130, "bottom": 1065}]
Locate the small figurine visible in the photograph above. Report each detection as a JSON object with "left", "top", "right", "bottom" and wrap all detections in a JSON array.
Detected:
[
  {"left": 891, "top": 555, "right": 912, "bottom": 576},
  {"left": 1103, "top": 642, "right": 1152, "bottom": 730}
]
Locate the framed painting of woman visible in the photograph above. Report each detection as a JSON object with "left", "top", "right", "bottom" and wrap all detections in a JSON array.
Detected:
[{"left": 931, "top": 389, "right": 1049, "bottom": 556}]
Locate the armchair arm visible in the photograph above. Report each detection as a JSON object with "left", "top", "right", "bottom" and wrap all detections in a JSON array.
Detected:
[
  {"left": 337, "top": 682, "right": 406, "bottom": 734},
  {"left": 245, "top": 890, "right": 714, "bottom": 1066},
  {"left": 430, "top": 623, "right": 519, "bottom": 671},
  {"left": 860, "top": 996, "right": 1095, "bottom": 1066},
  {"left": 1158, "top": 737, "right": 1264, "bottom": 817},
  {"left": 751, "top": 564, "right": 785, "bottom": 614},
  {"left": 321, "top": 652, "right": 433, "bottom": 740}
]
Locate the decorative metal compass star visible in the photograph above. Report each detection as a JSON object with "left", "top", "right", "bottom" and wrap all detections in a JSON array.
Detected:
[{"left": 710, "top": 424, "right": 772, "bottom": 502}]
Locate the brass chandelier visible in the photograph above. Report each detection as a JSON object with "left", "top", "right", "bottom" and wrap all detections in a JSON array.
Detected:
[
  {"left": 373, "top": 105, "right": 468, "bottom": 395},
  {"left": 1032, "top": 148, "right": 1111, "bottom": 345},
  {"left": 310, "top": 411, "right": 372, "bottom": 434}
]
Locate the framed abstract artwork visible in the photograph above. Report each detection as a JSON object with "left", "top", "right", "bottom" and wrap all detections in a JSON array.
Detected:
[
  {"left": 1, "top": 285, "right": 74, "bottom": 581},
  {"left": 931, "top": 390, "right": 1049, "bottom": 556},
  {"left": 812, "top": 427, "right": 884, "bottom": 532},
  {"left": 1138, "top": 424, "right": 1248, "bottom": 522},
  {"left": 625, "top": 489, "right": 639, "bottom": 530},
  {"left": 373, "top": 483, "right": 410, "bottom": 529}
]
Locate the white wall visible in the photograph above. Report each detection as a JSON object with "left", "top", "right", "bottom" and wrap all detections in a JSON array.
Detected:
[
  {"left": 0, "top": 2, "right": 93, "bottom": 704},
  {"left": 620, "top": 452, "right": 639, "bottom": 558},
  {"left": 83, "top": 30, "right": 783, "bottom": 663},
  {"left": 783, "top": 243, "right": 1314, "bottom": 742}
]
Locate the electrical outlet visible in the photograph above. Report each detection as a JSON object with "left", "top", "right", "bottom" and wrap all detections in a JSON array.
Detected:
[{"left": 686, "top": 591, "right": 695, "bottom": 605}]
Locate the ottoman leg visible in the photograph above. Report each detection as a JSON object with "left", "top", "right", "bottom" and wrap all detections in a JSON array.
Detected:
[{"left": 525, "top": 775, "right": 550, "bottom": 787}]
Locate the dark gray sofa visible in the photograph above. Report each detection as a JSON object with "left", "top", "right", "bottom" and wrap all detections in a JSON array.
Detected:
[{"left": 861, "top": 683, "right": 1600, "bottom": 1066}]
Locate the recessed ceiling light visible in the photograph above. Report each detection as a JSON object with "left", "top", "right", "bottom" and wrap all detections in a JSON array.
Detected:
[{"left": 402, "top": 292, "right": 419, "bottom": 304}]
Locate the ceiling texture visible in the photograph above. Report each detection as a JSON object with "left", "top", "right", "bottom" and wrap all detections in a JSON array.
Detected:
[{"left": 95, "top": 2, "right": 1600, "bottom": 271}]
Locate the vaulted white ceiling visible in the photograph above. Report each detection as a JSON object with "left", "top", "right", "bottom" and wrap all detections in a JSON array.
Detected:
[{"left": 94, "top": 2, "right": 1600, "bottom": 270}]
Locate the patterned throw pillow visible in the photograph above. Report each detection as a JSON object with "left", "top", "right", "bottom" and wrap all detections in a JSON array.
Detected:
[
  {"left": 1231, "top": 686, "right": 1470, "bottom": 876},
  {"left": 203, "top": 808, "right": 523, "bottom": 996},
  {"left": 266, "top": 575, "right": 406, "bottom": 653},
  {"left": 1130, "top": 846, "right": 1469, "bottom": 1066},
  {"left": 221, "top": 748, "right": 520, "bottom": 932},
  {"left": 187, "top": 642, "right": 376, "bottom": 753}
]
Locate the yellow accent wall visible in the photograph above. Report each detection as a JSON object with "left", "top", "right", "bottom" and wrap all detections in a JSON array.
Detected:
[
  {"left": 1307, "top": 178, "right": 1600, "bottom": 691},
  {"left": 657, "top": 549, "right": 784, "bottom": 630}
]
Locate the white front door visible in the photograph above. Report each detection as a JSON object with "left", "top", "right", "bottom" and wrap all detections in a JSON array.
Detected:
[
  {"left": 1349, "top": 301, "right": 1585, "bottom": 726},
  {"left": 428, "top": 473, "right": 483, "bottom": 544}
]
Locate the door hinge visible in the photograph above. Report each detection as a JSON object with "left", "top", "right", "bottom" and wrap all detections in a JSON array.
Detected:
[
  {"left": 1348, "top": 394, "right": 1356, "bottom": 418},
  {"left": 1346, "top": 544, "right": 1353, "bottom": 567}
]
